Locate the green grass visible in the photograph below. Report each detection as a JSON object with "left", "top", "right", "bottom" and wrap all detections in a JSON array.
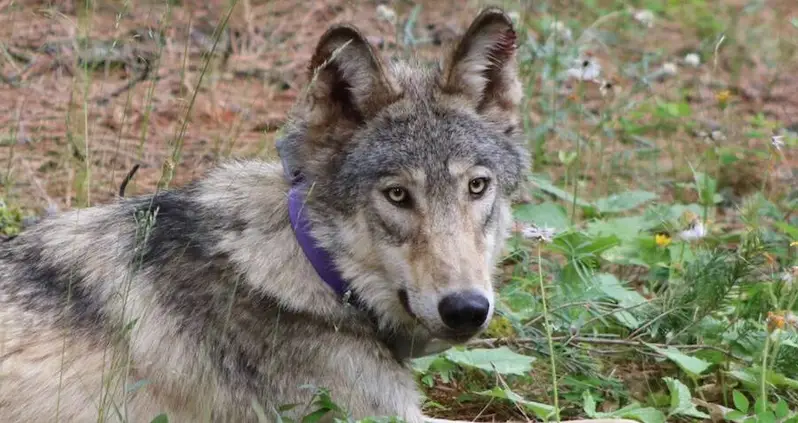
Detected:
[{"left": 1, "top": 0, "right": 797, "bottom": 422}]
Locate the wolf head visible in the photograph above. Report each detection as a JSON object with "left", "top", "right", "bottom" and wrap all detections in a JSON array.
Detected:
[{"left": 282, "top": 8, "right": 529, "bottom": 344}]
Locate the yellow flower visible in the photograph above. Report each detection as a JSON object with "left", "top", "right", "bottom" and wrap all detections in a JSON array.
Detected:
[
  {"left": 791, "top": 241, "right": 798, "bottom": 247},
  {"left": 716, "top": 90, "right": 731, "bottom": 105},
  {"left": 655, "top": 233, "right": 672, "bottom": 247},
  {"left": 767, "top": 311, "right": 785, "bottom": 332}
]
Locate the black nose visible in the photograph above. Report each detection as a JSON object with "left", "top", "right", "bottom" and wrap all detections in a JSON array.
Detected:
[{"left": 438, "top": 290, "right": 490, "bottom": 332}]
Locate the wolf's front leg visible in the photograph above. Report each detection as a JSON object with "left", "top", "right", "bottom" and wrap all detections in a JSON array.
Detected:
[{"left": 275, "top": 335, "right": 426, "bottom": 423}]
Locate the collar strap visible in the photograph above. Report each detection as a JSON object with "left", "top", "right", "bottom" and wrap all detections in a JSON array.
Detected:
[
  {"left": 284, "top": 173, "right": 415, "bottom": 361},
  {"left": 287, "top": 181, "right": 352, "bottom": 300}
]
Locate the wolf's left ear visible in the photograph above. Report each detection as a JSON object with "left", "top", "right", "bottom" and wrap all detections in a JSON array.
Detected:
[{"left": 442, "top": 8, "right": 522, "bottom": 128}]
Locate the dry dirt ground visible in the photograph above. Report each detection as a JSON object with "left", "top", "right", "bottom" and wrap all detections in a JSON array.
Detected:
[
  {"left": 0, "top": 0, "right": 501, "bottom": 214},
  {"left": 1, "top": 0, "right": 797, "bottom": 216}
]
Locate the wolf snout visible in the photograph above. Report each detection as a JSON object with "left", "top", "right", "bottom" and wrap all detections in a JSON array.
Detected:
[{"left": 437, "top": 290, "right": 490, "bottom": 333}]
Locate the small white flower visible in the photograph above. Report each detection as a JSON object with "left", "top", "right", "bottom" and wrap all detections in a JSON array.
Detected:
[
  {"left": 633, "top": 9, "right": 655, "bottom": 28},
  {"left": 549, "top": 21, "right": 573, "bottom": 41},
  {"left": 684, "top": 53, "right": 701, "bottom": 67},
  {"left": 662, "top": 62, "right": 678, "bottom": 76},
  {"left": 771, "top": 135, "right": 785, "bottom": 152},
  {"left": 376, "top": 4, "right": 397, "bottom": 25},
  {"left": 711, "top": 130, "right": 726, "bottom": 142},
  {"left": 520, "top": 224, "right": 557, "bottom": 243},
  {"left": 566, "top": 58, "right": 601, "bottom": 82},
  {"left": 679, "top": 219, "right": 706, "bottom": 241}
]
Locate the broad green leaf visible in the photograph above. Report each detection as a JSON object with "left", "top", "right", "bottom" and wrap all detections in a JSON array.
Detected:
[
  {"left": 775, "top": 399, "right": 790, "bottom": 419},
  {"left": 618, "top": 406, "right": 667, "bottom": 423},
  {"left": 550, "top": 232, "right": 621, "bottom": 258},
  {"left": 728, "top": 369, "right": 759, "bottom": 386},
  {"left": 756, "top": 411, "right": 776, "bottom": 423},
  {"left": 606, "top": 402, "right": 666, "bottom": 423},
  {"left": 582, "top": 390, "right": 597, "bottom": 417},
  {"left": 664, "top": 377, "right": 710, "bottom": 419},
  {"left": 774, "top": 221, "right": 798, "bottom": 239},
  {"left": 596, "top": 273, "right": 647, "bottom": 308},
  {"left": 612, "top": 310, "right": 641, "bottom": 329},
  {"left": 478, "top": 387, "right": 556, "bottom": 421},
  {"left": 150, "top": 414, "right": 169, "bottom": 423},
  {"left": 725, "top": 410, "right": 747, "bottom": 422},
  {"left": 528, "top": 174, "right": 592, "bottom": 207},
  {"left": 732, "top": 366, "right": 798, "bottom": 390},
  {"left": 412, "top": 355, "right": 457, "bottom": 384},
  {"left": 594, "top": 273, "right": 647, "bottom": 328},
  {"left": 763, "top": 369, "right": 798, "bottom": 389},
  {"left": 513, "top": 202, "right": 570, "bottom": 231},
  {"left": 600, "top": 244, "right": 652, "bottom": 267},
  {"left": 499, "top": 286, "right": 539, "bottom": 320},
  {"left": 646, "top": 344, "right": 711, "bottom": 377},
  {"left": 585, "top": 215, "right": 654, "bottom": 243},
  {"left": 302, "top": 408, "right": 332, "bottom": 423},
  {"left": 411, "top": 355, "right": 440, "bottom": 373},
  {"left": 581, "top": 393, "right": 665, "bottom": 423},
  {"left": 595, "top": 191, "right": 658, "bottom": 214},
  {"left": 584, "top": 235, "right": 623, "bottom": 256},
  {"left": 444, "top": 347, "right": 535, "bottom": 376},
  {"left": 732, "top": 390, "right": 749, "bottom": 413}
]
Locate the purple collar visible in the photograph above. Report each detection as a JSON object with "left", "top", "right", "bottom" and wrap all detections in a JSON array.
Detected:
[{"left": 287, "top": 183, "right": 351, "bottom": 299}]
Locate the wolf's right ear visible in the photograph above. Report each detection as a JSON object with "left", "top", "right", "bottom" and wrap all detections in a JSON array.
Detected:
[{"left": 304, "top": 25, "right": 399, "bottom": 140}]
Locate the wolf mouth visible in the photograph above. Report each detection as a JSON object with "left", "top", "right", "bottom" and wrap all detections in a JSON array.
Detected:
[{"left": 398, "top": 289, "right": 415, "bottom": 318}]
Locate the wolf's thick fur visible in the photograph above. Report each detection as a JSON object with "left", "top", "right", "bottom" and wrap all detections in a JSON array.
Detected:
[{"left": 0, "top": 8, "right": 531, "bottom": 423}]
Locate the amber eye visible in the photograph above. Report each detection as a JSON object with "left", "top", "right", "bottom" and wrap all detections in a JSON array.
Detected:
[
  {"left": 469, "top": 177, "right": 489, "bottom": 197},
  {"left": 384, "top": 186, "right": 411, "bottom": 207}
]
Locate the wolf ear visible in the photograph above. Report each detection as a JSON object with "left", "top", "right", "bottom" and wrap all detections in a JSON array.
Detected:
[
  {"left": 442, "top": 8, "right": 522, "bottom": 126},
  {"left": 305, "top": 25, "right": 399, "bottom": 136}
]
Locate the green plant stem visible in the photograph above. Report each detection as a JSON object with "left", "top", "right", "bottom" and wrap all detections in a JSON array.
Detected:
[
  {"left": 760, "top": 333, "right": 770, "bottom": 410},
  {"left": 537, "top": 243, "right": 560, "bottom": 422},
  {"left": 570, "top": 82, "right": 585, "bottom": 224}
]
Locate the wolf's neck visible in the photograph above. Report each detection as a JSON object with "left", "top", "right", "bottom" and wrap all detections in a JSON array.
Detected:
[{"left": 202, "top": 160, "right": 433, "bottom": 361}]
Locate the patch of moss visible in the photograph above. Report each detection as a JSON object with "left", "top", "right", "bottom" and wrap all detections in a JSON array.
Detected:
[
  {"left": 0, "top": 199, "right": 26, "bottom": 237},
  {"left": 484, "top": 314, "right": 516, "bottom": 339}
]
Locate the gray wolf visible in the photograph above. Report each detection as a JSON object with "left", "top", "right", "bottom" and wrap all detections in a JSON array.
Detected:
[{"left": 0, "top": 7, "right": 535, "bottom": 423}]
